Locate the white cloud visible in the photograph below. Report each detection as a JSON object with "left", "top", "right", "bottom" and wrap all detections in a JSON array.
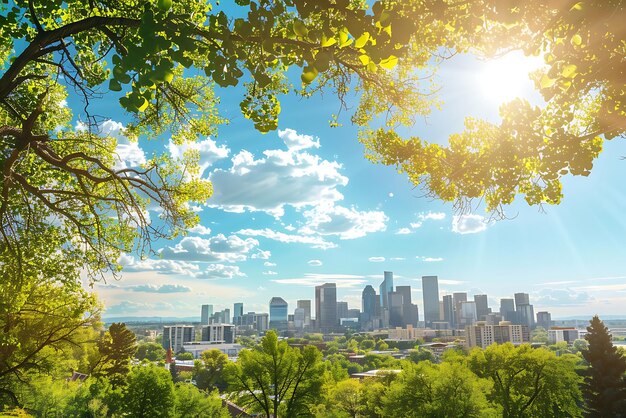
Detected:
[
  {"left": 126, "top": 284, "right": 192, "bottom": 293},
  {"left": 159, "top": 234, "right": 259, "bottom": 262},
  {"left": 417, "top": 256, "right": 444, "bottom": 262},
  {"left": 390, "top": 257, "right": 406, "bottom": 261},
  {"left": 96, "top": 120, "right": 146, "bottom": 170},
  {"left": 187, "top": 225, "right": 212, "bottom": 235},
  {"left": 195, "top": 264, "right": 246, "bottom": 279},
  {"left": 208, "top": 130, "right": 348, "bottom": 217},
  {"left": 419, "top": 211, "right": 446, "bottom": 221},
  {"left": 168, "top": 137, "right": 229, "bottom": 176},
  {"left": 272, "top": 273, "right": 366, "bottom": 288},
  {"left": 262, "top": 271, "right": 278, "bottom": 275},
  {"left": 251, "top": 250, "right": 272, "bottom": 259},
  {"left": 308, "top": 259, "right": 323, "bottom": 267},
  {"left": 396, "top": 228, "right": 412, "bottom": 235},
  {"left": 119, "top": 254, "right": 199, "bottom": 276},
  {"left": 368, "top": 256, "right": 386, "bottom": 263},
  {"left": 300, "top": 203, "right": 387, "bottom": 239},
  {"left": 452, "top": 214, "right": 490, "bottom": 234},
  {"left": 264, "top": 261, "right": 277, "bottom": 267},
  {"left": 278, "top": 128, "right": 320, "bottom": 151},
  {"left": 534, "top": 288, "right": 593, "bottom": 306},
  {"left": 237, "top": 228, "right": 337, "bottom": 250}
]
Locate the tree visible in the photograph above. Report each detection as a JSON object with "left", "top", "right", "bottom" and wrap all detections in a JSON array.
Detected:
[
  {"left": 361, "top": 0, "right": 626, "bottom": 215},
  {"left": 531, "top": 326, "right": 549, "bottom": 344},
  {"left": 225, "top": 330, "right": 324, "bottom": 417},
  {"left": 173, "top": 383, "right": 230, "bottom": 418},
  {"left": 581, "top": 315, "right": 626, "bottom": 417},
  {"left": 123, "top": 365, "right": 175, "bottom": 418},
  {"left": 91, "top": 322, "right": 137, "bottom": 386},
  {"left": 328, "top": 378, "right": 365, "bottom": 418},
  {"left": 136, "top": 342, "right": 167, "bottom": 362},
  {"left": 193, "top": 349, "right": 228, "bottom": 392},
  {"left": 383, "top": 361, "right": 494, "bottom": 418},
  {"left": 468, "top": 343, "right": 583, "bottom": 418}
]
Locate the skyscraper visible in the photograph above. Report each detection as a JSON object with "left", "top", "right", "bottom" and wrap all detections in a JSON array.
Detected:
[
  {"left": 361, "top": 285, "right": 377, "bottom": 330},
  {"left": 536, "top": 311, "right": 552, "bottom": 330},
  {"left": 443, "top": 294, "right": 455, "bottom": 327},
  {"left": 336, "top": 301, "right": 349, "bottom": 322},
  {"left": 315, "top": 283, "right": 337, "bottom": 332},
  {"left": 422, "top": 276, "right": 440, "bottom": 327},
  {"left": 500, "top": 298, "right": 516, "bottom": 322},
  {"left": 379, "top": 271, "right": 393, "bottom": 309},
  {"left": 297, "top": 300, "right": 311, "bottom": 327},
  {"left": 453, "top": 292, "right": 467, "bottom": 328},
  {"left": 201, "top": 304, "right": 213, "bottom": 325},
  {"left": 269, "top": 297, "right": 288, "bottom": 331},
  {"left": 514, "top": 292, "right": 530, "bottom": 308},
  {"left": 396, "top": 285, "right": 419, "bottom": 327},
  {"left": 233, "top": 302, "right": 243, "bottom": 324},
  {"left": 162, "top": 325, "right": 195, "bottom": 353},
  {"left": 474, "top": 294, "right": 490, "bottom": 321}
]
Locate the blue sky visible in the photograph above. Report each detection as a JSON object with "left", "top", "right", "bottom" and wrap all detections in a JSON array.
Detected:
[{"left": 91, "top": 51, "right": 626, "bottom": 320}]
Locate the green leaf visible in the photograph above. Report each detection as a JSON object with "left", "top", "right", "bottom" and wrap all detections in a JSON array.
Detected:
[
  {"left": 293, "top": 21, "right": 308, "bottom": 38},
  {"left": 109, "top": 79, "right": 122, "bottom": 92}
]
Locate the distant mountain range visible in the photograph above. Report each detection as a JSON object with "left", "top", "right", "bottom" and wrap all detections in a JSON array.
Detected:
[{"left": 103, "top": 316, "right": 199, "bottom": 323}]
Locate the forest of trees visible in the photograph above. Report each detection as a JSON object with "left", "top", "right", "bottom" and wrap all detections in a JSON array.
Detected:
[
  {"left": 1, "top": 0, "right": 625, "bottom": 416},
  {"left": 1, "top": 316, "right": 625, "bottom": 417}
]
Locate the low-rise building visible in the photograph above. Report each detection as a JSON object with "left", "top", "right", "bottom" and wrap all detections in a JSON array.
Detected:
[
  {"left": 466, "top": 321, "right": 529, "bottom": 349},
  {"left": 548, "top": 327, "right": 580, "bottom": 344}
]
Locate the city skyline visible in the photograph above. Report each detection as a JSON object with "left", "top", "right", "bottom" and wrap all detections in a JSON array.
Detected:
[{"left": 92, "top": 50, "right": 626, "bottom": 320}]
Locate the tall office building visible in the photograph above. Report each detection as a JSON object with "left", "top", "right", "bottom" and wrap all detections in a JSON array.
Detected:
[
  {"left": 233, "top": 303, "right": 244, "bottom": 324},
  {"left": 201, "top": 304, "right": 213, "bottom": 325},
  {"left": 459, "top": 301, "right": 477, "bottom": 326},
  {"left": 379, "top": 271, "right": 394, "bottom": 309},
  {"left": 514, "top": 293, "right": 530, "bottom": 309},
  {"left": 474, "top": 294, "right": 490, "bottom": 321},
  {"left": 536, "top": 311, "right": 552, "bottom": 330},
  {"left": 201, "top": 324, "right": 235, "bottom": 344},
  {"left": 388, "top": 291, "right": 404, "bottom": 327},
  {"left": 162, "top": 325, "right": 195, "bottom": 353},
  {"left": 336, "top": 301, "right": 349, "bottom": 322},
  {"left": 361, "top": 285, "right": 377, "bottom": 330},
  {"left": 396, "top": 285, "right": 419, "bottom": 327},
  {"left": 297, "top": 300, "right": 312, "bottom": 327},
  {"left": 240, "top": 312, "right": 269, "bottom": 333},
  {"left": 442, "top": 294, "right": 455, "bottom": 327},
  {"left": 500, "top": 298, "right": 516, "bottom": 322},
  {"left": 422, "top": 276, "right": 440, "bottom": 327},
  {"left": 453, "top": 292, "right": 467, "bottom": 328},
  {"left": 517, "top": 304, "right": 535, "bottom": 329},
  {"left": 294, "top": 308, "right": 306, "bottom": 329},
  {"left": 269, "top": 297, "right": 288, "bottom": 331},
  {"left": 315, "top": 283, "right": 337, "bottom": 332}
]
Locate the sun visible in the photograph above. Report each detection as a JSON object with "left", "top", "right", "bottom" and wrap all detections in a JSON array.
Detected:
[{"left": 475, "top": 51, "right": 545, "bottom": 103}]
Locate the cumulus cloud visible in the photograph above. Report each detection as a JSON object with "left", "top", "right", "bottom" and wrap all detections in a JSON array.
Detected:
[
  {"left": 308, "top": 259, "right": 323, "bottom": 267},
  {"left": 390, "top": 257, "right": 406, "bottom": 261},
  {"left": 278, "top": 128, "right": 320, "bottom": 151},
  {"left": 127, "top": 284, "right": 192, "bottom": 293},
  {"left": 368, "top": 257, "right": 386, "bottom": 263},
  {"left": 96, "top": 120, "right": 146, "bottom": 170},
  {"left": 452, "top": 214, "right": 490, "bottom": 234},
  {"left": 168, "top": 137, "right": 229, "bottom": 176},
  {"left": 251, "top": 250, "right": 272, "bottom": 259},
  {"left": 264, "top": 261, "right": 277, "bottom": 267},
  {"left": 534, "top": 288, "right": 594, "bottom": 306},
  {"left": 119, "top": 254, "right": 200, "bottom": 276},
  {"left": 195, "top": 264, "right": 246, "bottom": 279},
  {"left": 105, "top": 301, "right": 152, "bottom": 314},
  {"left": 420, "top": 211, "right": 446, "bottom": 221},
  {"left": 187, "top": 225, "right": 212, "bottom": 235},
  {"left": 396, "top": 228, "right": 412, "bottom": 235},
  {"left": 262, "top": 271, "right": 278, "bottom": 275},
  {"left": 272, "top": 273, "right": 366, "bottom": 288},
  {"left": 159, "top": 234, "right": 259, "bottom": 262},
  {"left": 237, "top": 228, "right": 336, "bottom": 250},
  {"left": 208, "top": 130, "right": 348, "bottom": 217},
  {"left": 300, "top": 203, "right": 387, "bottom": 240}
]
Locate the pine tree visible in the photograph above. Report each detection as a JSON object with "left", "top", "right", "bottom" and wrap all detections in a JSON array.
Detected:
[{"left": 581, "top": 315, "right": 626, "bottom": 417}]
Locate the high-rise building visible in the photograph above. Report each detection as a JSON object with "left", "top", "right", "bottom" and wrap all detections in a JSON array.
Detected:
[
  {"left": 162, "top": 325, "right": 195, "bottom": 353},
  {"left": 442, "top": 294, "right": 455, "bottom": 327},
  {"left": 240, "top": 312, "right": 269, "bottom": 333},
  {"left": 362, "top": 285, "right": 377, "bottom": 322},
  {"left": 517, "top": 304, "right": 535, "bottom": 329},
  {"left": 336, "top": 301, "right": 349, "bottom": 323},
  {"left": 297, "top": 300, "right": 312, "bottom": 327},
  {"left": 233, "top": 303, "right": 244, "bottom": 324},
  {"left": 459, "top": 301, "right": 477, "bottom": 326},
  {"left": 514, "top": 293, "right": 530, "bottom": 309},
  {"left": 269, "top": 297, "right": 288, "bottom": 331},
  {"left": 422, "top": 276, "right": 440, "bottom": 327},
  {"left": 201, "top": 324, "right": 235, "bottom": 344},
  {"left": 315, "top": 283, "right": 337, "bottom": 332},
  {"left": 379, "top": 271, "right": 394, "bottom": 309},
  {"left": 500, "top": 298, "right": 516, "bottom": 322},
  {"left": 388, "top": 291, "right": 404, "bottom": 327},
  {"left": 453, "top": 292, "right": 467, "bottom": 328},
  {"left": 466, "top": 321, "right": 530, "bottom": 349},
  {"left": 474, "top": 294, "right": 490, "bottom": 321},
  {"left": 294, "top": 308, "right": 306, "bottom": 329},
  {"left": 536, "top": 311, "right": 552, "bottom": 330},
  {"left": 396, "top": 285, "right": 419, "bottom": 327},
  {"left": 201, "top": 304, "right": 213, "bottom": 325}
]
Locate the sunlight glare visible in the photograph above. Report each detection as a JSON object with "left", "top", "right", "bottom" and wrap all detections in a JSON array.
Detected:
[{"left": 475, "top": 52, "right": 545, "bottom": 103}]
